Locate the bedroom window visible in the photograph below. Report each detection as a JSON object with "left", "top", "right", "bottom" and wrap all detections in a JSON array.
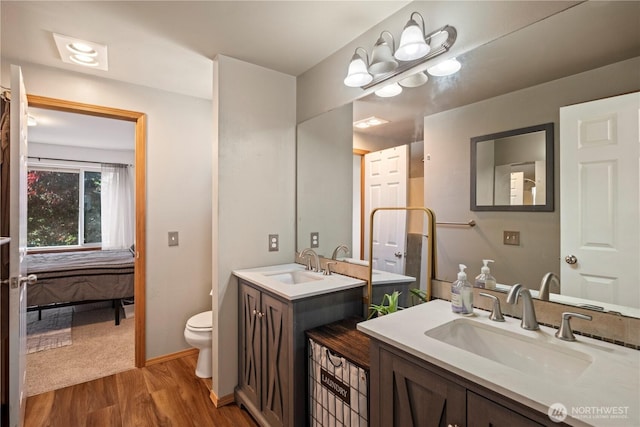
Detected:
[{"left": 27, "top": 167, "right": 102, "bottom": 248}]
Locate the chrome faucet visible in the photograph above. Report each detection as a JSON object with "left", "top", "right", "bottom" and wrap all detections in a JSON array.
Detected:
[
  {"left": 331, "top": 244, "right": 349, "bottom": 260},
  {"left": 506, "top": 284, "right": 539, "bottom": 330},
  {"left": 555, "top": 312, "right": 593, "bottom": 341},
  {"left": 539, "top": 272, "right": 559, "bottom": 301},
  {"left": 299, "top": 248, "right": 320, "bottom": 272}
]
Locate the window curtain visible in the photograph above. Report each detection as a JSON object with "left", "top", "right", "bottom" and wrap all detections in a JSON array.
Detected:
[{"left": 101, "top": 164, "right": 134, "bottom": 250}]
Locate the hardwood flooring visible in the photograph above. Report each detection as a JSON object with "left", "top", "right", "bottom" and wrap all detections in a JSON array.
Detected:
[{"left": 24, "top": 353, "right": 257, "bottom": 427}]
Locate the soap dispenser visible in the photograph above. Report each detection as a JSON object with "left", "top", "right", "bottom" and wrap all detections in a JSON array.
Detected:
[
  {"left": 451, "top": 264, "right": 474, "bottom": 315},
  {"left": 475, "top": 259, "right": 497, "bottom": 290}
]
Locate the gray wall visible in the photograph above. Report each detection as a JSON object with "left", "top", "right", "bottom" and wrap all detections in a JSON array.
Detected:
[
  {"left": 424, "top": 57, "right": 640, "bottom": 288},
  {"left": 1, "top": 61, "right": 214, "bottom": 360},
  {"left": 212, "top": 55, "right": 296, "bottom": 397},
  {"left": 297, "top": 103, "right": 353, "bottom": 256}
]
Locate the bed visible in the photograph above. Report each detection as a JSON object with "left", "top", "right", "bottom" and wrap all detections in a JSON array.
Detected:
[{"left": 26, "top": 249, "right": 135, "bottom": 325}]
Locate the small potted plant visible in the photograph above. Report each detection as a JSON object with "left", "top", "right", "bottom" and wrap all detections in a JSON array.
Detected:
[{"left": 368, "top": 291, "right": 402, "bottom": 319}]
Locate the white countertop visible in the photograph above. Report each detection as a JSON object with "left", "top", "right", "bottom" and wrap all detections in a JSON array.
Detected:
[
  {"left": 357, "top": 299, "right": 640, "bottom": 426},
  {"left": 338, "top": 258, "right": 415, "bottom": 285},
  {"left": 233, "top": 263, "right": 365, "bottom": 301}
]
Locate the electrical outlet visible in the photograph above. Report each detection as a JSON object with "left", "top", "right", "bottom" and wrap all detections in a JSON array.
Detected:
[
  {"left": 168, "top": 231, "right": 179, "bottom": 247},
  {"left": 269, "top": 234, "right": 279, "bottom": 252},
  {"left": 503, "top": 231, "right": 520, "bottom": 246},
  {"left": 310, "top": 232, "right": 319, "bottom": 248}
]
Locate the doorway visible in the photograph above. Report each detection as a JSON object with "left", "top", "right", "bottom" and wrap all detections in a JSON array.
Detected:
[{"left": 25, "top": 95, "right": 147, "bottom": 372}]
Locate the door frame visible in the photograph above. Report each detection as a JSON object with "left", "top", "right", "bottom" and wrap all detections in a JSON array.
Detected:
[{"left": 26, "top": 95, "right": 147, "bottom": 367}]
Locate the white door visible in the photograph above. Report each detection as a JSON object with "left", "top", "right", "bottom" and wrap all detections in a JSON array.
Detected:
[
  {"left": 560, "top": 92, "right": 639, "bottom": 308},
  {"left": 363, "top": 145, "right": 408, "bottom": 274},
  {"left": 8, "top": 65, "right": 30, "bottom": 427}
]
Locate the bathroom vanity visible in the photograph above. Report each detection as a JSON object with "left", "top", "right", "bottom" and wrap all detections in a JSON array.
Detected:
[
  {"left": 358, "top": 300, "right": 640, "bottom": 427},
  {"left": 233, "top": 263, "right": 365, "bottom": 427}
]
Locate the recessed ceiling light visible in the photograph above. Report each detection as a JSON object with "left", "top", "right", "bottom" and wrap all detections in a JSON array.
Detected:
[
  {"left": 67, "top": 42, "right": 97, "bottom": 56},
  {"left": 53, "top": 33, "right": 108, "bottom": 71},
  {"left": 353, "top": 116, "right": 390, "bottom": 129},
  {"left": 69, "top": 54, "right": 100, "bottom": 67}
]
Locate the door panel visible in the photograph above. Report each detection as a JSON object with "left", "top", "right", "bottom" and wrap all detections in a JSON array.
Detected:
[
  {"left": 9, "top": 64, "right": 29, "bottom": 427},
  {"left": 261, "top": 293, "right": 288, "bottom": 427},
  {"left": 560, "top": 92, "right": 640, "bottom": 308},
  {"left": 364, "top": 145, "right": 408, "bottom": 274}
]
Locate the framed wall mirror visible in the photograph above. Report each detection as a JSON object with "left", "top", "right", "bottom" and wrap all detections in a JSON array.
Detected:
[{"left": 470, "top": 123, "right": 554, "bottom": 212}]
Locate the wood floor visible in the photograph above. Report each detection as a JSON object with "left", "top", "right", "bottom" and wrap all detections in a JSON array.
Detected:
[{"left": 24, "top": 353, "right": 257, "bottom": 427}]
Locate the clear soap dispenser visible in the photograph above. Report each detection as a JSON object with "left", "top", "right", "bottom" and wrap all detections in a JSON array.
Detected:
[
  {"left": 475, "top": 259, "right": 497, "bottom": 290},
  {"left": 451, "top": 264, "right": 474, "bottom": 315}
]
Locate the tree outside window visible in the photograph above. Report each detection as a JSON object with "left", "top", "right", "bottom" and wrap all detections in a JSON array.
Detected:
[{"left": 27, "top": 168, "right": 102, "bottom": 248}]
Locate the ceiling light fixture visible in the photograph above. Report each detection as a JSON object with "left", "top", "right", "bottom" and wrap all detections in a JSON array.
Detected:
[
  {"left": 399, "top": 71, "right": 429, "bottom": 88},
  {"left": 353, "top": 116, "right": 390, "bottom": 129},
  {"left": 427, "top": 58, "right": 462, "bottom": 76},
  {"left": 375, "top": 82, "right": 403, "bottom": 98},
  {"left": 53, "top": 33, "right": 109, "bottom": 71},
  {"left": 343, "top": 16, "right": 457, "bottom": 93},
  {"left": 369, "top": 31, "right": 398, "bottom": 75},
  {"left": 395, "top": 12, "right": 431, "bottom": 61}
]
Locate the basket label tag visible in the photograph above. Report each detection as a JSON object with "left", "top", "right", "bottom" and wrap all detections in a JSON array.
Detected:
[{"left": 320, "top": 368, "right": 350, "bottom": 404}]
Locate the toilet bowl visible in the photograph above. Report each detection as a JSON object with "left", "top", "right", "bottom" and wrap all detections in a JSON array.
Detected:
[{"left": 184, "top": 310, "right": 213, "bottom": 378}]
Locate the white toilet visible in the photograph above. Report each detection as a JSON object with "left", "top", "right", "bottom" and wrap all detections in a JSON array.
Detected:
[{"left": 184, "top": 310, "right": 213, "bottom": 378}]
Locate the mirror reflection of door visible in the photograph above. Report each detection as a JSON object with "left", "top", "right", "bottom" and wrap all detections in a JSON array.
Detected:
[
  {"left": 560, "top": 92, "right": 640, "bottom": 308},
  {"left": 363, "top": 145, "right": 408, "bottom": 274}
]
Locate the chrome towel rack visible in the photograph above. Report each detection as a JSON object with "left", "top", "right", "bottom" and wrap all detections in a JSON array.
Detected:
[{"left": 436, "top": 220, "right": 476, "bottom": 227}]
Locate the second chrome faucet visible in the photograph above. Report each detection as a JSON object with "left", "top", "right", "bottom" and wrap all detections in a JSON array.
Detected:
[{"left": 506, "top": 284, "right": 539, "bottom": 330}]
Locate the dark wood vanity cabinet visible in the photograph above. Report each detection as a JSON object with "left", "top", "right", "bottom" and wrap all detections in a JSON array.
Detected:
[
  {"left": 237, "top": 281, "right": 289, "bottom": 427},
  {"left": 370, "top": 341, "right": 557, "bottom": 427},
  {"left": 236, "top": 278, "right": 364, "bottom": 426}
]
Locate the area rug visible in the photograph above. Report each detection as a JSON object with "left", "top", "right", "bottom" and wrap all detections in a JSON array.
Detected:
[{"left": 27, "top": 307, "right": 73, "bottom": 354}]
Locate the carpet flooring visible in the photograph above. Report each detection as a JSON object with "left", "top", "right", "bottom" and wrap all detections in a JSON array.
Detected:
[
  {"left": 26, "top": 305, "right": 135, "bottom": 396},
  {"left": 27, "top": 307, "right": 73, "bottom": 354}
]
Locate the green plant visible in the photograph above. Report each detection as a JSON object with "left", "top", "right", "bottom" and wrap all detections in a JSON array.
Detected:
[
  {"left": 409, "top": 288, "right": 428, "bottom": 304},
  {"left": 368, "top": 291, "right": 401, "bottom": 319}
]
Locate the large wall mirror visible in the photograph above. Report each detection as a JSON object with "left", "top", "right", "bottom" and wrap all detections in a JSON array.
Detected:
[
  {"left": 470, "top": 123, "right": 554, "bottom": 212},
  {"left": 296, "top": 2, "right": 640, "bottom": 317}
]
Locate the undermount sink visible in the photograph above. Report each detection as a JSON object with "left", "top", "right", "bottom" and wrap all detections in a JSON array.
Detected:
[
  {"left": 263, "top": 269, "right": 323, "bottom": 285},
  {"left": 425, "top": 318, "right": 593, "bottom": 382}
]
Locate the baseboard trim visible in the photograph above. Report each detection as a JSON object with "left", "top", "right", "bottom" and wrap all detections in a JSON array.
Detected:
[
  {"left": 210, "top": 390, "right": 235, "bottom": 407},
  {"left": 145, "top": 348, "right": 199, "bottom": 366}
]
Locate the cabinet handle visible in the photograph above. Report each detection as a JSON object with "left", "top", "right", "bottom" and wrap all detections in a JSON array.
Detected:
[
  {"left": 257, "top": 312, "right": 265, "bottom": 318},
  {"left": 447, "top": 425, "right": 459, "bottom": 427},
  {"left": 252, "top": 309, "right": 257, "bottom": 317}
]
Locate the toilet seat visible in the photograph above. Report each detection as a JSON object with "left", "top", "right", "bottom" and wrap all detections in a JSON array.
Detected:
[{"left": 186, "top": 310, "right": 213, "bottom": 331}]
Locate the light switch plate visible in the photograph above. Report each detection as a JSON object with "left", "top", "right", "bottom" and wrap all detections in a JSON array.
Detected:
[
  {"left": 503, "top": 231, "right": 520, "bottom": 246},
  {"left": 310, "top": 232, "right": 319, "bottom": 248},
  {"left": 168, "top": 231, "right": 179, "bottom": 247},
  {"left": 269, "top": 234, "right": 279, "bottom": 252}
]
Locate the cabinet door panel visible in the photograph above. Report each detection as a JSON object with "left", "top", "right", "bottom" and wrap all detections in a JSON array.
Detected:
[
  {"left": 261, "top": 293, "right": 289, "bottom": 427},
  {"left": 379, "top": 348, "right": 465, "bottom": 427},
  {"left": 467, "top": 391, "right": 544, "bottom": 427},
  {"left": 239, "top": 283, "right": 261, "bottom": 408}
]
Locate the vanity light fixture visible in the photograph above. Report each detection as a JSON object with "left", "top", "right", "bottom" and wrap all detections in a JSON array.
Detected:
[
  {"left": 353, "top": 116, "right": 390, "bottom": 129},
  {"left": 399, "top": 71, "right": 429, "bottom": 88},
  {"left": 53, "top": 33, "right": 109, "bottom": 71},
  {"left": 375, "top": 82, "right": 403, "bottom": 98},
  {"left": 344, "top": 47, "right": 373, "bottom": 87},
  {"left": 369, "top": 31, "right": 398, "bottom": 75},
  {"left": 427, "top": 57, "right": 462, "bottom": 76},
  {"left": 343, "top": 17, "right": 456, "bottom": 92},
  {"left": 395, "top": 12, "right": 431, "bottom": 61}
]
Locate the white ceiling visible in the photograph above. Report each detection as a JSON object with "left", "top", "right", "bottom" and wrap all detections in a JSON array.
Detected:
[
  {"left": 28, "top": 107, "right": 135, "bottom": 151},
  {"left": 2, "top": 1, "right": 411, "bottom": 100}
]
